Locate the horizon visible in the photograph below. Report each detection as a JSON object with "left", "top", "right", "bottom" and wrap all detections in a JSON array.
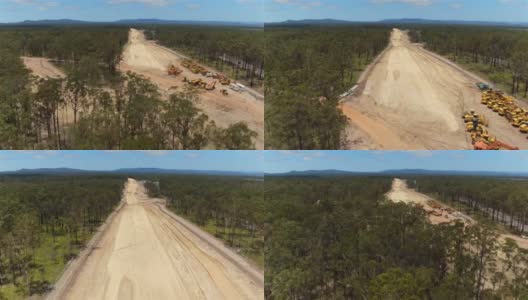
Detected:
[
  {"left": 1, "top": 0, "right": 527, "bottom": 24},
  {"left": 0, "top": 0, "right": 266, "bottom": 23},
  {"left": 1, "top": 17, "right": 526, "bottom": 25},
  {"left": 0, "top": 151, "right": 264, "bottom": 173},
  {"left": 265, "top": 151, "right": 528, "bottom": 174},
  {"left": 265, "top": 0, "right": 528, "bottom": 23}
]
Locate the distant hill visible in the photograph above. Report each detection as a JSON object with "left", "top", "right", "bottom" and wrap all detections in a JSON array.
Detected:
[
  {"left": 0, "top": 168, "right": 262, "bottom": 177},
  {"left": 379, "top": 18, "right": 528, "bottom": 27},
  {"left": 268, "top": 18, "right": 528, "bottom": 28},
  {"left": 0, "top": 19, "right": 263, "bottom": 27},
  {"left": 268, "top": 169, "right": 528, "bottom": 177}
]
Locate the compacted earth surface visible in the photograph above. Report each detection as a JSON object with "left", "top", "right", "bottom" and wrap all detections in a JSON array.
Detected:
[
  {"left": 120, "top": 29, "right": 264, "bottom": 149},
  {"left": 47, "top": 179, "right": 263, "bottom": 300},
  {"left": 342, "top": 29, "right": 528, "bottom": 150}
]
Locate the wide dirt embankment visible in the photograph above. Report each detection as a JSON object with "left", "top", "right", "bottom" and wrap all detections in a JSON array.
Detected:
[
  {"left": 342, "top": 29, "right": 528, "bottom": 150},
  {"left": 120, "top": 29, "right": 264, "bottom": 149},
  {"left": 49, "top": 178, "right": 263, "bottom": 300}
]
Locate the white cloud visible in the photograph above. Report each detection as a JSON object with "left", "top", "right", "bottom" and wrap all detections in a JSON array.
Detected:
[
  {"left": 10, "top": 0, "right": 59, "bottom": 10},
  {"left": 409, "top": 150, "right": 434, "bottom": 158},
  {"left": 185, "top": 3, "right": 201, "bottom": 9},
  {"left": 369, "top": 0, "right": 434, "bottom": 6},
  {"left": 108, "top": 0, "right": 169, "bottom": 6},
  {"left": 141, "top": 150, "right": 170, "bottom": 157},
  {"left": 184, "top": 153, "right": 200, "bottom": 159},
  {"left": 273, "top": 0, "right": 323, "bottom": 9}
]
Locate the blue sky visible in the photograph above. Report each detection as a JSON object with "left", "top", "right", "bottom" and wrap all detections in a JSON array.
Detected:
[
  {"left": 265, "top": 0, "right": 528, "bottom": 22},
  {"left": 1, "top": 150, "right": 527, "bottom": 174},
  {"left": 0, "top": 0, "right": 265, "bottom": 22},
  {"left": 1, "top": 0, "right": 527, "bottom": 23},
  {"left": 265, "top": 151, "right": 528, "bottom": 173},
  {"left": 0, "top": 151, "right": 264, "bottom": 172}
]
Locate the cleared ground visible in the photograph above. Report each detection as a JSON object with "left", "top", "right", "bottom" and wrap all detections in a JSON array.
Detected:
[
  {"left": 386, "top": 178, "right": 474, "bottom": 225},
  {"left": 120, "top": 29, "right": 264, "bottom": 149},
  {"left": 342, "top": 29, "right": 528, "bottom": 150},
  {"left": 22, "top": 56, "right": 66, "bottom": 79},
  {"left": 21, "top": 56, "right": 74, "bottom": 127},
  {"left": 386, "top": 178, "right": 528, "bottom": 250},
  {"left": 48, "top": 179, "right": 263, "bottom": 300}
]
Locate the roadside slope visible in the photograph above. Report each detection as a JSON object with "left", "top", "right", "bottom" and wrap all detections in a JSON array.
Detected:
[{"left": 49, "top": 178, "right": 263, "bottom": 300}]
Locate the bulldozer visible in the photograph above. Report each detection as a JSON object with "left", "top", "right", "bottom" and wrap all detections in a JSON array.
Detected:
[
  {"left": 512, "top": 117, "right": 523, "bottom": 128},
  {"left": 167, "top": 64, "right": 182, "bottom": 76},
  {"left": 520, "top": 122, "right": 528, "bottom": 134}
]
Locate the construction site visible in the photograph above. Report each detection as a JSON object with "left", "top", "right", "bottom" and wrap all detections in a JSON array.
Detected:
[
  {"left": 47, "top": 178, "right": 263, "bottom": 300},
  {"left": 20, "top": 28, "right": 264, "bottom": 149},
  {"left": 342, "top": 29, "right": 528, "bottom": 150},
  {"left": 386, "top": 178, "right": 528, "bottom": 249},
  {"left": 119, "top": 29, "right": 264, "bottom": 149}
]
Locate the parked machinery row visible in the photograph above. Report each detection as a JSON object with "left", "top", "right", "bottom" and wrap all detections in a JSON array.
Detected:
[{"left": 481, "top": 89, "right": 528, "bottom": 134}]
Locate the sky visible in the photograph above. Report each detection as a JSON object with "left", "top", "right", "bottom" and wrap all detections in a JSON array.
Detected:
[
  {"left": 265, "top": 0, "right": 528, "bottom": 23},
  {"left": 1, "top": 0, "right": 527, "bottom": 23},
  {"left": 0, "top": 0, "right": 265, "bottom": 23},
  {"left": 0, "top": 151, "right": 264, "bottom": 172},
  {"left": 264, "top": 151, "right": 528, "bottom": 173}
]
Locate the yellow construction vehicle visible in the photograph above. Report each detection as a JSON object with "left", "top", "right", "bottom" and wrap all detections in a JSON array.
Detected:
[
  {"left": 520, "top": 122, "right": 528, "bottom": 134},
  {"left": 190, "top": 78, "right": 203, "bottom": 86},
  {"left": 492, "top": 104, "right": 500, "bottom": 112},
  {"left": 512, "top": 117, "right": 522, "bottom": 128},
  {"left": 167, "top": 64, "right": 182, "bottom": 76}
]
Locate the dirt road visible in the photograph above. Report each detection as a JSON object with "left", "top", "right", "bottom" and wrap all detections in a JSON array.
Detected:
[
  {"left": 342, "top": 29, "right": 528, "bottom": 150},
  {"left": 49, "top": 179, "right": 263, "bottom": 300},
  {"left": 386, "top": 178, "right": 528, "bottom": 250},
  {"left": 120, "top": 29, "right": 264, "bottom": 149}
]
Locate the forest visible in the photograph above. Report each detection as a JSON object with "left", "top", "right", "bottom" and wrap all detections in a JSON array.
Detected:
[
  {"left": 0, "top": 26, "right": 257, "bottom": 150},
  {"left": 265, "top": 25, "right": 390, "bottom": 149},
  {"left": 0, "top": 175, "right": 125, "bottom": 299},
  {"left": 265, "top": 176, "right": 528, "bottom": 300},
  {"left": 408, "top": 176, "right": 528, "bottom": 235},
  {"left": 409, "top": 26, "right": 528, "bottom": 99},
  {"left": 144, "top": 26, "right": 264, "bottom": 91},
  {"left": 144, "top": 175, "right": 265, "bottom": 266}
]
